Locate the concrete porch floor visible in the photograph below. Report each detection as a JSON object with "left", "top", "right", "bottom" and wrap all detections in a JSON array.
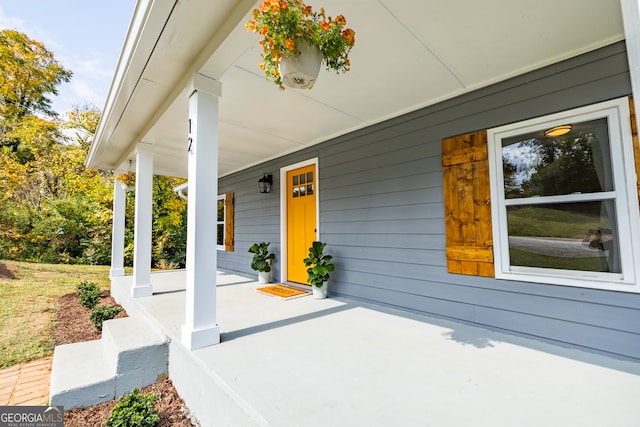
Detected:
[{"left": 111, "top": 270, "right": 640, "bottom": 427}]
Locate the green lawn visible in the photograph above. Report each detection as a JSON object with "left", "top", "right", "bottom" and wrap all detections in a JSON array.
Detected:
[
  {"left": 509, "top": 248, "right": 607, "bottom": 272},
  {"left": 507, "top": 205, "right": 605, "bottom": 239},
  {"left": 0, "top": 261, "right": 112, "bottom": 368}
]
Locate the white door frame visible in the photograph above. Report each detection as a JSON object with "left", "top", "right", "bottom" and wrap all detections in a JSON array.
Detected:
[{"left": 280, "top": 157, "right": 319, "bottom": 284}]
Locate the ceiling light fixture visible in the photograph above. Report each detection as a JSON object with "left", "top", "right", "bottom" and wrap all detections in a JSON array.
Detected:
[{"left": 544, "top": 124, "right": 572, "bottom": 137}]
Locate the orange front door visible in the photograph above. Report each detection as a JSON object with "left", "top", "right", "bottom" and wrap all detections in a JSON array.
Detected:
[{"left": 287, "top": 164, "right": 317, "bottom": 284}]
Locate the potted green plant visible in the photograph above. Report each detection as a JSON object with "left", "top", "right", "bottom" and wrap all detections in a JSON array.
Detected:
[
  {"left": 249, "top": 242, "right": 276, "bottom": 284},
  {"left": 303, "top": 241, "right": 334, "bottom": 299},
  {"left": 245, "top": 0, "right": 355, "bottom": 90}
]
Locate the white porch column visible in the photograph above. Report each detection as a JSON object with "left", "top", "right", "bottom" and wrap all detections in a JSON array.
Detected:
[
  {"left": 110, "top": 170, "right": 127, "bottom": 278},
  {"left": 132, "top": 143, "right": 154, "bottom": 298},
  {"left": 182, "top": 73, "right": 221, "bottom": 349},
  {"left": 622, "top": 0, "right": 640, "bottom": 126}
]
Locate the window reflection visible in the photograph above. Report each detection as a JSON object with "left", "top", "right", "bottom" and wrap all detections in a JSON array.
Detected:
[
  {"left": 507, "top": 201, "right": 620, "bottom": 273},
  {"left": 217, "top": 224, "right": 224, "bottom": 246},
  {"left": 217, "top": 199, "right": 224, "bottom": 222},
  {"left": 502, "top": 118, "right": 612, "bottom": 199}
]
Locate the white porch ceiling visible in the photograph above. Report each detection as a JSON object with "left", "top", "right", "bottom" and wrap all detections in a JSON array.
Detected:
[{"left": 87, "top": 0, "right": 625, "bottom": 178}]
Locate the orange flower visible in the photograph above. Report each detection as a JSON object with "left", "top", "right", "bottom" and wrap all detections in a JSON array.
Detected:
[
  {"left": 335, "top": 15, "right": 346, "bottom": 26},
  {"left": 280, "top": 1, "right": 288, "bottom": 9},
  {"left": 245, "top": 20, "right": 256, "bottom": 32},
  {"left": 285, "top": 38, "right": 296, "bottom": 51},
  {"left": 303, "top": 5, "right": 312, "bottom": 16},
  {"left": 320, "top": 20, "right": 331, "bottom": 31},
  {"left": 341, "top": 28, "right": 355, "bottom": 46},
  {"left": 259, "top": 62, "right": 266, "bottom": 70},
  {"left": 259, "top": 1, "right": 270, "bottom": 13}
]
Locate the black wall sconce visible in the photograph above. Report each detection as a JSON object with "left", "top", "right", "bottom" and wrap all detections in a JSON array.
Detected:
[{"left": 258, "top": 173, "right": 273, "bottom": 193}]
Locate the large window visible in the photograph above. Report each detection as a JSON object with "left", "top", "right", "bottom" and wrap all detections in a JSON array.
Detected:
[
  {"left": 488, "top": 98, "right": 640, "bottom": 290},
  {"left": 216, "top": 193, "right": 234, "bottom": 252},
  {"left": 217, "top": 195, "right": 225, "bottom": 250}
]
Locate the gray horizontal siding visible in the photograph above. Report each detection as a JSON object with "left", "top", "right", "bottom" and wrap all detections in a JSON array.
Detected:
[{"left": 218, "top": 41, "right": 640, "bottom": 360}]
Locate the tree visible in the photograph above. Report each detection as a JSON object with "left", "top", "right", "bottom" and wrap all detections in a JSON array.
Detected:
[
  {"left": 0, "top": 104, "right": 114, "bottom": 264},
  {"left": 64, "top": 104, "right": 100, "bottom": 152},
  {"left": 0, "top": 30, "right": 188, "bottom": 266},
  {"left": 0, "top": 29, "right": 72, "bottom": 152},
  {"left": 520, "top": 132, "right": 601, "bottom": 198}
]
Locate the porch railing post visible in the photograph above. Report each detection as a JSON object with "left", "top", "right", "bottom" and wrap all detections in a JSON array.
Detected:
[
  {"left": 182, "top": 73, "right": 222, "bottom": 350},
  {"left": 110, "top": 170, "right": 126, "bottom": 278},
  {"left": 131, "top": 143, "right": 154, "bottom": 298}
]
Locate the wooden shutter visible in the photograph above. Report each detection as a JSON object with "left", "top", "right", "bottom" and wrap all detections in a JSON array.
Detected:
[
  {"left": 224, "top": 192, "right": 234, "bottom": 251},
  {"left": 629, "top": 97, "right": 640, "bottom": 205},
  {"left": 442, "top": 131, "right": 494, "bottom": 277}
]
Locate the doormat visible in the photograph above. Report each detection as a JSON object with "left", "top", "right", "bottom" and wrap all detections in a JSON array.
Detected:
[{"left": 257, "top": 284, "right": 309, "bottom": 299}]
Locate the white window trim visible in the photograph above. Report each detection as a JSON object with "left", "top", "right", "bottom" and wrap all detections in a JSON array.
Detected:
[
  {"left": 217, "top": 194, "right": 226, "bottom": 251},
  {"left": 487, "top": 97, "right": 640, "bottom": 292}
]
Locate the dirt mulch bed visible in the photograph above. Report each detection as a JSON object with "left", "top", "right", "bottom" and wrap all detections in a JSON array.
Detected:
[
  {"left": 53, "top": 292, "right": 127, "bottom": 345},
  {"left": 65, "top": 374, "right": 196, "bottom": 427},
  {"left": 55, "top": 292, "right": 197, "bottom": 426},
  {"left": 0, "top": 262, "right": 17, "bottom": 279}
]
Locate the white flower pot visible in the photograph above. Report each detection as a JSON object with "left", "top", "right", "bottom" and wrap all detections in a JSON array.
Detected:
[
  {"left": 312, "top": 282, "right": 328, "bottom": 299},
  {"left": 279, "top": 40, "right": 323, "bottom": 89},
  {"left": 258, "top": 270, "right": 270, "bottom": 284}
]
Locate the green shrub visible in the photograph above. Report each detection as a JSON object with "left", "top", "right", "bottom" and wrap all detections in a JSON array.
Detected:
[
  {"left": 105, "top": 387, "right": 159, "bottom": 427},
  {"left": 90, "top": 305, "right": 123, "bottom": 330},
  {"left": 76, "top": 280, "right": 102, "bottom": 309}
]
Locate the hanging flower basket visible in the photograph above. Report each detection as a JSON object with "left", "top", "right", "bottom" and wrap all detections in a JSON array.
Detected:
[
  {"left": 245, "top": 0, "right": 355, "bottom": 90},
  {"left": 279, "top": 40, "right": 323, "bottom": 89},
  {"left": 116, "top": 172, "right": 135, "bottom": 191}
]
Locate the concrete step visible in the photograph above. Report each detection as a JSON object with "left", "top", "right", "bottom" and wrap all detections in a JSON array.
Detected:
[
  {"left": 102, "top": 317, "right": 168, "bottom": 397},
  {"left": 50, "top": 316, "right": 168, "bottom": 409},
  {"left": 50, "top": 340, "right": 115, "bottom": 409}
]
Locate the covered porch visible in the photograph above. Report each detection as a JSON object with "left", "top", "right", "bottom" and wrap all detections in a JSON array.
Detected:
[{"left": 109, "top": 270, "right": 640, "bottom": 426}]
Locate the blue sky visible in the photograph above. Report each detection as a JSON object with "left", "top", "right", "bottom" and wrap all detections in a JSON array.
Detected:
[{"left": 0, "top": 1, "right": 135, "bottom": 118}]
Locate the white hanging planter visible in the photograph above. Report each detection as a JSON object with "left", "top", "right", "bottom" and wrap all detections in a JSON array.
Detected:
[
  {"left": 312, "top": 282, "right": 328, "bottom": 299},
  {"left": 279, "top": 40, "right": 323, "bottom": 89}
]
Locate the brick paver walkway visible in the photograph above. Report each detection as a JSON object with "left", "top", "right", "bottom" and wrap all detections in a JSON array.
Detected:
[{"left": 0, "top": 357, "right": 52, "bottom": 406}]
